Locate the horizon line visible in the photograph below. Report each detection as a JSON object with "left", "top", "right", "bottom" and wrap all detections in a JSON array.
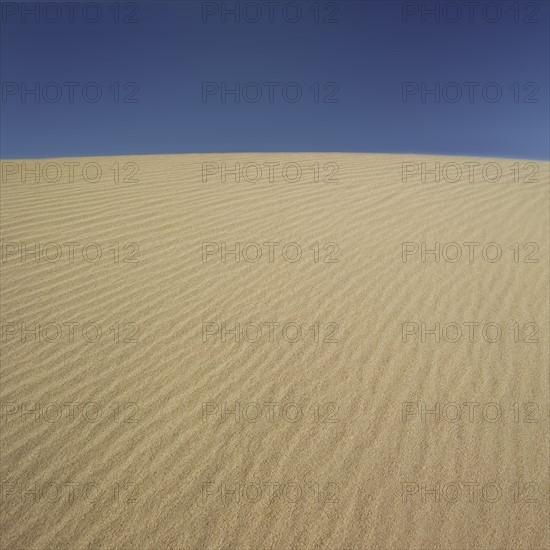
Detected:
[{"left": 2, "top": 151, "right": 549, "bottom": 162}]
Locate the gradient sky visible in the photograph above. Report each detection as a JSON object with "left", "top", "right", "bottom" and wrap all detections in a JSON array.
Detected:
[{"left": 1, "top": 0, "right": 549, "bottom": 159}]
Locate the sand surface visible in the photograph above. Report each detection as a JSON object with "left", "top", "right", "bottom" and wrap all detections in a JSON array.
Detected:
[{"left": 1, "top": 153, "right": 548, "bottom": 549}]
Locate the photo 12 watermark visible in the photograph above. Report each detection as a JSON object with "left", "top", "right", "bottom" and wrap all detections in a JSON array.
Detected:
[
  {"left": 1, "top": 2, "right": 140, "bottom": 24},
  {"left": 202, "top": 81, "right": 340, "bottom": 103},
  {"left": 401, "top": 242, "right": 540, "bottom": 263},
  {"left": 2, "top": 81, "right": 140, "bottom": 104},
  {"left": 2, "top": 401, "right": 140, "bottom": 424},
  {"left": 202, "top": 321, "right": 340, "bottom": 344},
  {"left": 1, "top": 321, "right": 140, "bottom": 344},
  {"left": 201, "top": 161, "right": 339, "bottom": 184},
  {"left": 401, "top": 401, "right": 540, "bottom": 424},
  {"left": 202, "top": 480, "right": 340, "bottom": 504},
  {"left": 402, "top": 82, "right": 539, "bottom": 103},
  {"left": 201, "top": 1, "right": 341, "bottom": 24},
  {"left": 1, "top": 161, "right": 140, "bottom": 184},
  {"left": 202, "top": 242, "right": 339, "bottom": 263},
  {"left": 401, "top": 2, "right": 541, "bottom": 24},
  {"left": 1, "top": 241, "right": 139, "bottom": 264},
  {"left": 202, "top": 401, "right": 339, "bottom": 424},
  {"left": 401, "top": 161, "right": 540, "bottom": 183},
  {"left": 401, "top": 481, "right": 544, "bottom": 504},
  {"left": 401, "top": 321, "right": 540, "bottom": 343},
  {"left": 1, "top": 480, "right": 140, "bottom": 506}
]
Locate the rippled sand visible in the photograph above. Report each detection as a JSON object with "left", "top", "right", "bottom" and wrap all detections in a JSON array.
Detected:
[{"left": 1, "top": 154, "right": 548, "bottom": 549}]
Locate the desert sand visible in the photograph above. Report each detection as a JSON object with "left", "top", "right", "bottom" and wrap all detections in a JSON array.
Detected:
[{"left": 0, "top": 153, "right": 548, "bottom": 549}]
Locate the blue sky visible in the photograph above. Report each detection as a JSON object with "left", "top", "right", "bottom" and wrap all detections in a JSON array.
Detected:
[{"left": 1, "top": 0, "right": 549, "bottom": 159}]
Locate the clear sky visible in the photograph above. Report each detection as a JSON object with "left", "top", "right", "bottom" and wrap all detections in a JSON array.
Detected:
[{"left": 1, "top": 0, "right": 549, "bottom": 159}]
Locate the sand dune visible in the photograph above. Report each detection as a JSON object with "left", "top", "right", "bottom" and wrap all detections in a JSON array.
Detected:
[{"left": 1, "top": 153, "right": 548, "bottom": 549}]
